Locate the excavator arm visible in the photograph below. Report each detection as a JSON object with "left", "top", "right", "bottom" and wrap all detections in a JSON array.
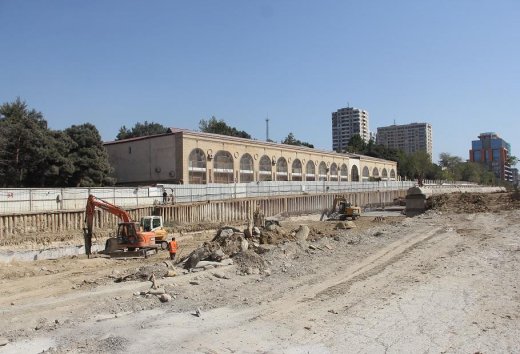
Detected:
[{"left": 84, "top": 195, "right": 133, "bottom": 257}]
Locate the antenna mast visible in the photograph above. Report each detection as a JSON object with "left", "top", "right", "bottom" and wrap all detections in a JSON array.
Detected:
[{"left": 266, "top": 115, "right": 270, "bottom": 141}]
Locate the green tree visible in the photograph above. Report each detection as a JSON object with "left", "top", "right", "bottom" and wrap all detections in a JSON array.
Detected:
[
  {"left": 39, "top": 131, "right": 76, "bottom": 186},
  {"left": 281, "top": 132, "right": 314, "bottom": 148},
  {"left": 457, "top": 162, "right": 484, "bottom": 183},
  {"left": 506, "top": 155, "right": 518, "bottom": 167},
  {"left": 65, "top": 124, "right": 115, "bottom": 187},
  {"left": 0, "top": 98, "right": 118, "bottom": 187},
  {"left": 345, "top": 134, "right": 367, "bottom": 154},
  {"left": 116, "top": 121, "right": 168, "bottom": 140},
  {"left": 0, "top": 98, "right": 62, "bottom": 187},
  {"left": 396, "top": 151, "right": 414, "bottom": 179},
  {"left": 438, "top": 152, "right": 463, "bottom": 180},
  {"left": 410, "top": 151, "right": 433, "bottom": 180},
  {"left": 199, "top": 116, "right": 251, "bottom": 139}
]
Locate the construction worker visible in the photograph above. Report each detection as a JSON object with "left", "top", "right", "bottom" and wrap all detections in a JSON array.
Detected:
[{"left": 168, "top": 237, "right": 178, "bottom": 260}]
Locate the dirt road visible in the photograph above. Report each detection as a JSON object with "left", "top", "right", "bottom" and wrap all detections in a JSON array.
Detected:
[{"left": 1, "top": 193, "right": 519, "bottom": 353}]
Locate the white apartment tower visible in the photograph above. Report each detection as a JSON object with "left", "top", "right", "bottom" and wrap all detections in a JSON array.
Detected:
[
  {"left": 332, "top": 106, "right": 370, "bottom": 151},
  {"left": 376, "top": 122, "right": 433, "bottom": 158}
]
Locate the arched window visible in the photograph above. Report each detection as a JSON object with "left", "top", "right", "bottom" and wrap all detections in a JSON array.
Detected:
[
  {"left": 188, "top": 148, "right": 206, "bottom": 184},
  {"left": 390, "top": 169, "right": 396, "bottom": 179},
  {"left": 372, "top": 167, "right": 379, "bottom": 177},
  {"left": 213, "top": 150, "right": 234, "bottom": 183},
  {"left": 382, "top": 168, "right": 388, "bottom": 180},
  {"left": 259, "top": 155, "right": 272, "bottom": 181},
  {"left": 276, "top": 157, "right": 288, "bottom": 181},
  {"left": 306, "top": 160, "right": 315, "bottom": 181},
  {"left": 292, "top": 159, "right": 302, "bottom": 181},
  {"left": 351, "top": 165, "right": 359, "bottom": 182},
  {"left": 239, "top": 154, "right": 254, "bottom": 183},
  {"left": 340, "top": 164, "right": 348, "bottom": 181},
  {"left": 362, "top": 166, "right": 370, "bottom": 180},
  {"left": 318, "top": 162, "right": 328, "bottom": 181},
  {"left": 330, "top": 163, "right": 338, "bottom": 181}
]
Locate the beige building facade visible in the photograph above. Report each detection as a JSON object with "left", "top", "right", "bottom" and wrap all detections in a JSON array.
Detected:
[{"left": 104, "top": 128, "right": 398, "bottom": 185}]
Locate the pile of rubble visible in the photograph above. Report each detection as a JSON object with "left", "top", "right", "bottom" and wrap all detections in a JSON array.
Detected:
[{"left": 181, "top": 215, "right": 328, "bottom": 272}]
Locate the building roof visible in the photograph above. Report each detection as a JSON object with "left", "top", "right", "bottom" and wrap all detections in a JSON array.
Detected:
[{"left": 104, "top": 127, "right": 396, "bottom": 165}]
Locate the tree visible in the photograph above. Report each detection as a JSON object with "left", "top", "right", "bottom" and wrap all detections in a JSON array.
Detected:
[
  {"left": 345, "top": 134, "right": 367, "bottom": 154},
  {"left": 281, "top": 132, "right": 314, "bottom": 148},
  {"left": 438, "top": 152, "right": 463, "bottom": 181},
  {"left": 0, "top": 99, "right": 117, "bottom": 187},
  {"left": 199, "top": 116, "right": 251, "bottom": 139},
  {"left": 116, "top": 121, "right": 168, "bottom": 140},
  {"left": 65, "top": 124, "right": 115, "bottom": 187},
  {"left": 0, "top": 98, "right": 59, "bottom": 187},
  {"left": 410, "top": 151, "right": 433, "bottom": 180},
  {"left": 506, "top": 155, "right": 518, "bottom": 167},
  {"left": 38, "top": 131, "right": 76, "bottom": 186}
]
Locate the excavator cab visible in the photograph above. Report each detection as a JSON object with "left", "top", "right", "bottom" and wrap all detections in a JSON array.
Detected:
[
  {"left": 117, "top": 223, "right": 139, "bottom": 244},
  {"left": 140, "top": 216, "right": 163, "bottom": 232},
  {"left": 140, "top": 216, "right": 170, "bottom": 249}
]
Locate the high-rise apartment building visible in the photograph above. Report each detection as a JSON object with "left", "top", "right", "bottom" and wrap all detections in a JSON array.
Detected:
[
  {"left": 332, "top": 107, "right": 369, "bottom": 151},
  {"left": 376, "top": 123, "right": 433, "bottom": 158},
  {"left": 469, "top": 132, "right": 512, "bottom": 182}
]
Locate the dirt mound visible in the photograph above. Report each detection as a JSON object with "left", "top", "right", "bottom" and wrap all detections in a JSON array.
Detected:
[
  {"left": 233, "top": 250, "right": 267, "bottom": 273},
  {"left": 259, "top": 227, "right": 294, "bottom": 245},
  {"left": 428, "top": 192, "right": 520, "bottom": 213},
  {"left": 116, "top": 263, "right": 170, "bottom": 282}
]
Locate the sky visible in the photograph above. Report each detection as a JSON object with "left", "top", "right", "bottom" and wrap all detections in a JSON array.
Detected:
[{"left": 1, "top": 0, "right": 519, "bottom": 164}]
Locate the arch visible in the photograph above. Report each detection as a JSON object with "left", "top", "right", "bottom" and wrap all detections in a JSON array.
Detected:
[
  {"left": 362, "top": 166, "right": 370, "bottom": 179},
  {"left": 318, "top": 161, "right": 328, "bottom": 181},
  {"left": 188, "top": 148, "right": 207, "bottom": 184},
  {"left": 351, "top": 165, "right": 359, "bottom": 182},
  {"left": 372, "top": 167, "right": 379, "bottom": 177},
  {"left": 239, "top": 154, "right": 254, "bottom": 183},
  {"left": 292, "top": 159, "right": 303, "bottom": 181},
  {"left": 330, "top": 163, "right": 338, "bottom": 181},
  {"left": 382, "top": 168, "right": 388, "bottom": 179},
  {"left": 276, "top": 157, "right": 288, "bottom": 181},
  {"left": 305, "top": 160, "right": 315, "bottom": 181},
  {"left": 259, "top": 155, "right": 272, "bottom": 181},
  {"left": 213, "top": 150, "right": 234, "bottom": 183},
  {"left": 340, "top": 163, "right": 348, "bottom": 181},
  {"left": 390, "top": 169, "right": 396, "bottom": 179}
]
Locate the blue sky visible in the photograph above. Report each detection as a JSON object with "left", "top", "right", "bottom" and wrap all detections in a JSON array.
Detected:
[{"left": 1, "top": 0, "right": 519, "bottom": 163}]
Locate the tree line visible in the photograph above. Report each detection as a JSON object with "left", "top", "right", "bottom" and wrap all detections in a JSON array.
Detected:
[
  {"left": 0, "top": 98, "right": 511, "bottom": 187},
  {"left": 0, "top": 99, "right": 114, "bottom": 187}
]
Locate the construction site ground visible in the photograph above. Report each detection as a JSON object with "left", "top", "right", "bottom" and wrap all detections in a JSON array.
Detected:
[{"left": 1, "top": 192, "right": 519, "bottom": 353}]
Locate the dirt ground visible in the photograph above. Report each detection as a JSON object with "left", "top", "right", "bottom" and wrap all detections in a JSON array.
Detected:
[{"left": 1, "top": 192, "right": 519, "bottom": 353}]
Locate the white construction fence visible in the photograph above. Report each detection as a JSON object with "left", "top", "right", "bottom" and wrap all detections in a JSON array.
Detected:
[{"left": 0, "top": 180, "right": 418, "bottom": 215}]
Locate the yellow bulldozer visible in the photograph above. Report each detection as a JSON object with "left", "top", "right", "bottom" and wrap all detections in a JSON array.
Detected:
[{"left": 321, "top": 196, "right": 361, "bottom": 221}]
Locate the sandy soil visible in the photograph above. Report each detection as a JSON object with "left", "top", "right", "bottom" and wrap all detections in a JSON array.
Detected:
[{"left": 0, "top": 192, "right": 519, "bottom": 353}]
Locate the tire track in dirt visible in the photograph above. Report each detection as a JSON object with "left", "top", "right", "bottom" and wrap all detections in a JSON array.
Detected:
[{"left": 260, "top": 225, "right": 445, "bottom": 321}]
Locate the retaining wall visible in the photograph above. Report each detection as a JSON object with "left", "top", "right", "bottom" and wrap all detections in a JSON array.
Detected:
[
  {"left": 0, "top": 190, "right": 406, "bottom": 244},
  {"left": 420, "top": 186, "right": 506, "bottom": 197}
]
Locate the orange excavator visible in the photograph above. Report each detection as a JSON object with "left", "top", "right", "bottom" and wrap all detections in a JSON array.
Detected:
[{"left": 84, "top": 195, "right": 158, "bottom": 258}]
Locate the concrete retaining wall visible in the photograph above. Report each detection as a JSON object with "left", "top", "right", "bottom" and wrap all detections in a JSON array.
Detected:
[{"left": 420, "top": 186, "right": 506, "bottom": 197}]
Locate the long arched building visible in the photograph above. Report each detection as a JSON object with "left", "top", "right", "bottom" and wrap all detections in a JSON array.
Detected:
[{"left": 104, "top": 128, "right": 398, "bottom": 185}]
